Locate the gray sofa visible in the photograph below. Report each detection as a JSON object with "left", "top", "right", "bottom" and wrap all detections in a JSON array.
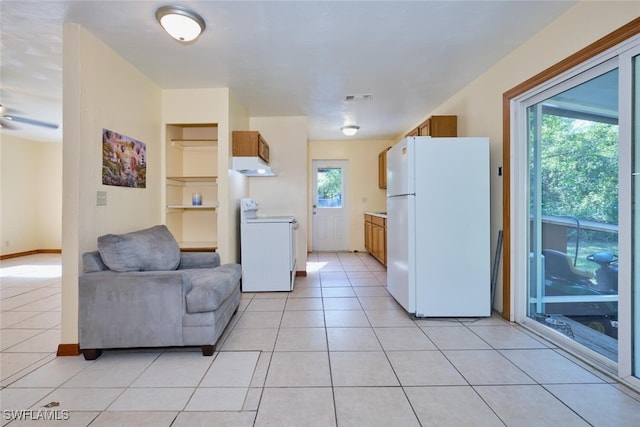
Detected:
[{"left": 78, "top": 225, "right": 241, "bottom": 360}]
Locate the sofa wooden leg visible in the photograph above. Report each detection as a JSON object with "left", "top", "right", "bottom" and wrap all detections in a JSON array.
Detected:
[
  {"left": 201, "top": 344, "right": 215, "bottom": 356},
  {"left": 82, "top": 349, "right": 102, "bottom": 360}
]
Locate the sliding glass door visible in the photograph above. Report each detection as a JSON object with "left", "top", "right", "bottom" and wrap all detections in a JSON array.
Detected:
[
  {"left": 513, "top": 36, "right": 640, "bottom": 386},
  {"left": 632, "top": 52, "right": 640, "bottom": 380},
  {"left": 526, "top": 65, "right": 620, "bottom": 361}
]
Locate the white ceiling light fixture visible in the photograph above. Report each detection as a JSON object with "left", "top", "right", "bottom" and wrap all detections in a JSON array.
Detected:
[
  {"left": 156, "top": 5, "right": 206, "bottom": 42},
  {"left": 341, "top": 125, "right": 360, "bottom": 136}
]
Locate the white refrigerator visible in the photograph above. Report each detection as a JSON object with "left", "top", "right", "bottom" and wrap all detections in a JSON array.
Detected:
[{"left": 386, "top": 136, "right": 490, "bottom": 317}]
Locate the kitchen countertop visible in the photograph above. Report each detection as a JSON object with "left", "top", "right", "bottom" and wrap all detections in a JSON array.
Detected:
[{"left": 364, "top": 211, "right": 387, "bottom": 218}]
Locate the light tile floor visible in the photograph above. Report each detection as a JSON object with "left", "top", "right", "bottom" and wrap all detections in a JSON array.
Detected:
[{"left": 2, "top": 252, "right": 640, "bottom": 426}]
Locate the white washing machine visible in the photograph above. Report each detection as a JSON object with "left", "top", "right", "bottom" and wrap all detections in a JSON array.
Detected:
[{"left": 240, "top": 199, "right": 298, "bottom": 292}]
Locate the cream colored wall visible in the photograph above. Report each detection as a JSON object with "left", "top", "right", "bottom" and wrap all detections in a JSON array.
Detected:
[
  {"left": 308, "top": 139, "right": 393, "bottom": 252},
  {"left": 0, "top": 135, "right": 62, "bottom": 255},
  {"left": 227, "top": 93, "right": 250, "bottom": 262},
  {"left": 61, "top": 24, "right": 162, "bottom": 345},
  {"left": 248, "top": 116, "right": 309, "bottom": 271},
  {"left": 37, "top": 142, "right": 63, "bottom": 250},
  {"left": 227, "top": 169, "right": 249, "bottom": 262},
  {"left": 413, "top": 2, "right": 639, "bottom": 314}
]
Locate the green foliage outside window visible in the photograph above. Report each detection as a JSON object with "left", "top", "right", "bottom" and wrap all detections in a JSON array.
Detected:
[
  {"left": 532, "top": 114, "right": 619, "bottom": 225},
  {"left": 317, "top": 168, "right": 342, "bottom": 207}
]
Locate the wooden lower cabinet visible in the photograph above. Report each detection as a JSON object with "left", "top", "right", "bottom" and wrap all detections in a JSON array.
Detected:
[
  {"left": 364, "top": 214, "right": 386, "bottom": 267},
  {"left": 364, "top": 218, "right": 373, "bottom": 253}
]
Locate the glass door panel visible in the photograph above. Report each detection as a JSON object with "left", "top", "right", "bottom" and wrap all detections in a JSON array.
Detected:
[
  {"left": 527, "top": 69, "right": 620, "bottom": 361},
  {"left": 316, "top": 167, "right": 344, "bottom": 208}
]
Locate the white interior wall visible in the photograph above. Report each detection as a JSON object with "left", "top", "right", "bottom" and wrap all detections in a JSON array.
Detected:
[
  {"left": 248, "top": 116, "right": 309, "bottom": 272},
  {"left": 226, "top": 92, "right": 251, "bottom": 263},
  {"left": 0, "top": 135, "right": 62, "bottom": 256},
  {"left": 61, "top": 23, "right": 162, "bottom": 345}
]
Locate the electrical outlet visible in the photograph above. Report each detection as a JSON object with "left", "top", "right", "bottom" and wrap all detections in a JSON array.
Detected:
[
  {"left": 96, "top": 191, "right": 107, "bottom": 206},
  {"left": 4, "top": 240, "right": 9, "bottom": 247}
]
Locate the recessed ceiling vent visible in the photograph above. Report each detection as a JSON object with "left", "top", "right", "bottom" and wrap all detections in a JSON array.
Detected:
[{"left": 344, "top": 94, "right": 373, "bottom": 103}]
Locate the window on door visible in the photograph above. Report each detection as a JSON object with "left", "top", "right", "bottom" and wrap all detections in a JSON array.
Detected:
[{"left": 317, "top": 167, "right": 343, "bottom": 208}]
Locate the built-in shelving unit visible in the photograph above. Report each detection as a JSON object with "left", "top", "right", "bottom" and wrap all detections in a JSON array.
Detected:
[{"left": 165, "top": 126, "right": 219, "bottom": 251}]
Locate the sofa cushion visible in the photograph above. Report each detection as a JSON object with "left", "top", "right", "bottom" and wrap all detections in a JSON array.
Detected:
[
  {"left": 97, "top": 225, "right": 181, "bottom": 272},
  {"left": 185, "top": 264, "right": 242, "bottom": 313}
]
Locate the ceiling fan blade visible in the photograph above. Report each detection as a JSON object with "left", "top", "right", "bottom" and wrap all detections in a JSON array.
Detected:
[
  {"left": 0, "top": 104, "right": 21, "bottom": 115},
  {"left": 6, "top": 115, "right": 59, "bottom": 129},
  {"left": 0, "top": 118, "right": 19, "bottom": 130}
]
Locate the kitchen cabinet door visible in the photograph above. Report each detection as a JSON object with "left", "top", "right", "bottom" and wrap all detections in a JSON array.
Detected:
[
  {"left": 232, "top": 130, "right": 270, "bottom": 164},
  {"left": 378, "top": 147, "right": 391, "bottom": 189}
]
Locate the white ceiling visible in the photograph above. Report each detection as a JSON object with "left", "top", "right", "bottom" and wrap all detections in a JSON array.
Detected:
[{"left": 0, "top": 0, "right": 578, "bottom": 143}]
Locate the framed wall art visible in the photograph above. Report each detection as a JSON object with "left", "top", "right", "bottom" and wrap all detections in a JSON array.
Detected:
[{"left": 102, "top": 128, "right": 146, "bottom": 188}]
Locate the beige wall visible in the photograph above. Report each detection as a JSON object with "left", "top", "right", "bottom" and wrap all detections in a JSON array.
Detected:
[
  {"left": 226, "top": 92, "right": 251, "bottom": 263},
  {"left": 0, "top": 135, "right": 62, "bottom": 255},
  {"left": 61, "top": 24, "right": 162, "bottom": 344},
  {"left": 308, "top": 139, "right": 393, "bottom": 252},
  {"left": 418, "top": 1, "right": 639, "bottom": 313},
  {"left": 248, "top": 116, "right": 309, "bottom": 271}
]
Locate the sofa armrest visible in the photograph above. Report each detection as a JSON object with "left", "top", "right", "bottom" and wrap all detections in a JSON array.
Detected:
[
  {"left": 178, "top": 252, "right": 220, "bottom": 269},
  {"left": 82, "top": 251, "right": 108, "bottom": 273},
  {"left": 185, "top": 264, "right": 242, "bottom": 313},
  {"left": 78, "top": 270, "right": 188, "bottom": 349}
]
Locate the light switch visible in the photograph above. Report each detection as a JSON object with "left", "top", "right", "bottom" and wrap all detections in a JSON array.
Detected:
[{"left": 97, "top": 191, "right": 107, "bottom": 206}]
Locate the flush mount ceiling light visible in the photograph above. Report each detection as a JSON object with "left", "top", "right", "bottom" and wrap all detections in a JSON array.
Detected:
[
  {"left": 155, "top": 5, "right": 206, "bottom": 42},
  {"left": 341, "top": 125, "right": 360, "bottom": 136}
]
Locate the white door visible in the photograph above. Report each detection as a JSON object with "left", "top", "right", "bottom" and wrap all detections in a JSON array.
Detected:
[
  {"left": 312, "top": 160, "right": 349, "bottom": 251},
  {"left": 387, "top": 195, "right": 412, "bottom": 312}
]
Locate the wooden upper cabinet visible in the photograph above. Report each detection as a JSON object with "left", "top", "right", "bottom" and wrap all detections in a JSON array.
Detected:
[
  {"left": 419, "top": 115, "right": 457, "bottom": 137},
  {"left": 405, "top": 127, "right": 419, "bottom": 137},
  {"left": 378, "top": 147, "right": 391, "bottom": 189},
  {"left": 407, "top": 115, "right": 457, "bottom": 138},
  {"left": 232, "top": 131, "right": 270, "bottom": 164}
]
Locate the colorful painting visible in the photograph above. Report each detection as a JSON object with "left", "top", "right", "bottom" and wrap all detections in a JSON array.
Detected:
[{"left": 102, "top": 129, "right": 146, "bottom": 188}]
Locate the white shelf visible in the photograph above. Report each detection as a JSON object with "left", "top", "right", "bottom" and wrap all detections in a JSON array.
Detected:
[
  {"left": 167, "top": 176, "right": 217, "bottom": 183},
  {"left": 178, "top": 241, "right": 217, "bottom": 251},
  {"left": 167, "top": 204, "right": 218, "bottom": 209},
  {"left": 171, "top": 139, "right": 218, "bottom": 148}
]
